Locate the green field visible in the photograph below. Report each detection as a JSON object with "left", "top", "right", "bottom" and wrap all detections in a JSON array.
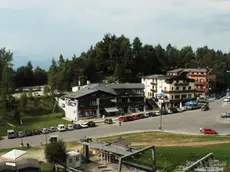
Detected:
[
  {"left": 99, "top": 132, "right": 230, "bottom": 172},
  {"left": 0, "top": 113, "right": 68, "bottom": 137}
]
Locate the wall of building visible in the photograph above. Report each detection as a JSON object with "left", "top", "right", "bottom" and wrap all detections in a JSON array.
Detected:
[{"left": 141, "top": 78, "right": 154, "bottom": 98}]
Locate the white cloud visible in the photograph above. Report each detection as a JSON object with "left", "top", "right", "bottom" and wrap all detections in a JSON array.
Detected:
[{"left": 0, "top": 0, "right": 230, "bottom": 67}]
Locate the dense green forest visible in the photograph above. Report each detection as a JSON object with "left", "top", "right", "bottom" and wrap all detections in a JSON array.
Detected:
[{"left": 1, "top": 34, "right": 230, "bottom": 93}]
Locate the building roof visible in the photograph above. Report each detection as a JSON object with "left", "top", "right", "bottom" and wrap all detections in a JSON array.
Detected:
[
  {"left": 0, "top": 158, "right": 40, "bottom": 171},
  {"left": 65, "top": 83, "right": 144, "bottom": 99},
  {"left": 67, "top": 151, "right": 81, "bottom": 157},
  {"left": 167, "top": 68, "right": 212, "bottom": 73},
  {"left": 79, "top": 138, "right": 138, "bottom": 156},
  {"left": 167, "top": 68, "right": 184, "bottom": 73},
  {"left": 140, "top": 74, "right": 164, "bottom": 79},
  {"left": 141, "top": 74, "right": 176, "bottom": 80},
  {"left": 64, "top": 88, "right": 99, "bottom": 99},
  {"left": 1, "top": 149, "right": 27, "bottom": 160}
]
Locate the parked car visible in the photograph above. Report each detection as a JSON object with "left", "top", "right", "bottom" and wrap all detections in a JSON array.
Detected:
[
  {"left": 224, "top": 97, "right": 230, "bottom": 102},
  {"left": 201, "top": 105, "right": 209, "bottom": 111},
  {"left": 104, "top": 118, "right": 113, "bottom": 124},
  {"left": 17, "top": 131, "right": 25, "bottom": 138},
  {"left": 138, "top": 113, "right": 146, "bottom": 119},
  {"left": 79, "top": 122, "right": 88, "bottom": 128},
  {"left": 118, "top": 115, "right": 133, "bottom": 122},
  {"left": 170, "top": 107, "right": 179, "bottom": 113},
  {"left": 7, "top": 129, "right": 16, "bottom": 139},
  {"left": 73, "top": 123, "right": 82, "bottom": 129},
  {"left": 86, "top": 121, "right": 96, "bottom": 127},
  {"left": 132, "top": 114, "right": 140, "bottom": 120},
  {"left": 57, "top": 124, "right": 66, "bottom": 132},
  {"left": 49, "top": 126, "right": 57, "bottom": 133},
  {"left": 25, "top": 130, "right": 33, "bottom": 136},
  {"left": 32, "top": 129, "right": 41, "bottom": 135},
  {"left": 66, "top": 124, "right": 74, "bottom": 130},
  {"left": 202, "top": 128, "right": 217, "bottom": 134},
  {"left": 40, "top": 128, "right": 49, "bottom": 134},
  {"left": 126, "top": 116, "right": 134, "bottom": 121},
  {"left": 220, "top": 111, "right": 230, "bottom": 118},
  {"left": 147, "top": 112, "right": 157, "bottom": 117}
]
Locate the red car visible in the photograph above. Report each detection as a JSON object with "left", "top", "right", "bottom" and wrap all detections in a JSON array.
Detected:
[
  {"left": 202, "top": 128, "right": 217, "bottom": 134},
  {"left": 132, "top": 114, "right": 140, "bottom": 120}
]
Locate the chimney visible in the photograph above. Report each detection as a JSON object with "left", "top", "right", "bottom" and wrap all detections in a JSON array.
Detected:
[{"left": 78, "top": 80, "right": 81, "bottom": 86}]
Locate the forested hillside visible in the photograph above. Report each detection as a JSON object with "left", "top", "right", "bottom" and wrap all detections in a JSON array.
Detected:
[{"left": 1, "top": 34, "right": 230, "bottom": 92}]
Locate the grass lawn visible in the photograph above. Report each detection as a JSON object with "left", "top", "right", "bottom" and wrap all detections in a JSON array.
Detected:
[
  {"left": 0, "top": 113, "right": 69, "bottom": 137},
  {"left": 40, "top": 162, "right": 55, "bottom": 172},
  {"left": 99, "top": 131, "right": 230, "bottom": 172}
]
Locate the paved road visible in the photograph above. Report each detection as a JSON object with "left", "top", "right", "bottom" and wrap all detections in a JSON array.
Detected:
[{"left": 1, "top": 98, "right": 230, "bottom": 149}]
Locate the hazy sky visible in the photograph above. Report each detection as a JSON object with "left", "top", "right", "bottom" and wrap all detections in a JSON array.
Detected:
[{"left": 0, "top": 0, "right": 230, "bottom": 69}]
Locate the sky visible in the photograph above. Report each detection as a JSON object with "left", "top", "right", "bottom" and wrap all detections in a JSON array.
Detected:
[{"left": 0, "top": 0, "right": 230, "bottom": 70}]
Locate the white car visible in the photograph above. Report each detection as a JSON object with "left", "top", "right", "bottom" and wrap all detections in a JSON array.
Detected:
[
  {"left": 57, "top": 124, "right": 66, "bottom": 132},
  {"left": 79, "top": 122, "right": 88, "bottom": 128},
  {"left": 224, "top": 97, "right": 230, "bottom": 102},
  {"left": 66, "top": 124, "right": 74, "bottom": 130},
  {"left": 41, "top": 128, "right": 49, "bottom": 134}
]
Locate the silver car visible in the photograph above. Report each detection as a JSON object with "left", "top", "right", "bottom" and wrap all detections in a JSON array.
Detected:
[{"left": 220, "top": 111, "right": 230, "bottom": 118}]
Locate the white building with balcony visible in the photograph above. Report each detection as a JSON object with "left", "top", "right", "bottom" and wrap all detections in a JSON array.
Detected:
[{"left": 141, "top": 75, "right": 196, "bottom": 108}]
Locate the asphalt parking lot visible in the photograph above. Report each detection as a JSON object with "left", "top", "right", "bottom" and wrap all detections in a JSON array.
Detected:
[{"left": 0, "top": 97, "right": 230, "bottom": 149}]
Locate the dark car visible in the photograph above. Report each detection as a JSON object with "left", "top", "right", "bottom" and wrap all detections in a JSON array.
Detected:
[
  {"left": 87, "top": 121, "right": 96, "bottom": 127},
  {"left": 32, "top": 129, "right": 41, "bottom": 135},
  {"left": 25, "top": 130, "right": 33, "bottom": 136},
  {"left": 201, "top": 105, "right": 209, "bottom": 111},
  {"left": 148, "top": 112, "right": 157, "bottom": 117},
  {"left": 170, "top": 108, "right": 179, "bottom": 113},
  {"left": 126, "top": 116, "right": 134, "bottom": 121},
  {"left": 73, "top": 123, "right": 82, "bottom": 129},
  {"left": 104, "top": 118, "right": 113, "bottom": 124}
]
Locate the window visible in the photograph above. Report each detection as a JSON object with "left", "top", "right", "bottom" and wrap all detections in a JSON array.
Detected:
[
  {"left": 188, "top": 94, "right": 192, "bottom": 98},
  {"left": 164, "top": 87, "right": 166, "bottom": 90},
  {"left": 69, "top": 158, "right": 73, "bottom": 164},
  {"left": 176, "top": 87, "right": 179, "bottom": 90},
  {"left": 172, "top": 87, "right": 174, "bottom": 90},
  {"left": 201, "top": 72, "right": 204, "bottom": 75},
  {"left": 200, "top": 79, "right": 204, "bottom": 82},
  {"left": 181, "top": 95, "right": 186, "bottom": 99},
  {"left": 183, "top": 87, "right": 186, "bottom": 91},
  {"left": 188, "top": 86, "right": 191, "bottom": 90},
  {"left": 175, "top": 95, "right": 180, "bottom": 99},
  {"left": 171, "top": 95, "right": 174, "bottom": 99},
  {"left": 91, "top": 101, "right": 96, "bottom": 106}
]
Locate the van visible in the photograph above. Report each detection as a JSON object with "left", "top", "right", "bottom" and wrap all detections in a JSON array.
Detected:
[
  {"left": 7, "top": 129, "right": 16, "bottom": 139},
  {"left": 57, "top": 124, "right": 66, "bottom": 132}
]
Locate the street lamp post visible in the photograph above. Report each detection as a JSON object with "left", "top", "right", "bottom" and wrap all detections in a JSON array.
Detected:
[
  {"left": 227, "top": 71, "right": 230, "bottom": 92},
  {"left": 159, "top": 110, "right": 162, "bottom": 130}
]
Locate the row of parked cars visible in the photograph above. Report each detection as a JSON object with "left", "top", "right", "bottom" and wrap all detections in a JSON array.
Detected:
[
  {"left": 7, "top": 121, "right": 96, "bottom": 139},
  {"left": 118, "top": 112, "right": 157, "bottom": 122}
]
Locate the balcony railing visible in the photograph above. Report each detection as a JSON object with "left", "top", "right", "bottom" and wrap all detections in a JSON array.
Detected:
[
  {"left": 162, "top": 89, "right": 196, "bottom": 93},
  {"left": 174, "top": 82, "right": 190, "bottom": 86},
  {"left": 151, "top": 82, "right": 157, "bottom": 85},
  {"left": 195, "top": 82, "right": 205, "bottom": 85},
  {"left": 169, "top": 97, "right": 195, "bottom": 102},
  {"left": 151, "top": 89, "right": 157, "bottom": 92}
]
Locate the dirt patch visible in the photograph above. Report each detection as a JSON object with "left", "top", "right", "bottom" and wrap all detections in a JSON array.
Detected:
[{"left": 131, "top": 140, "right": 230, "bottom": 147}]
